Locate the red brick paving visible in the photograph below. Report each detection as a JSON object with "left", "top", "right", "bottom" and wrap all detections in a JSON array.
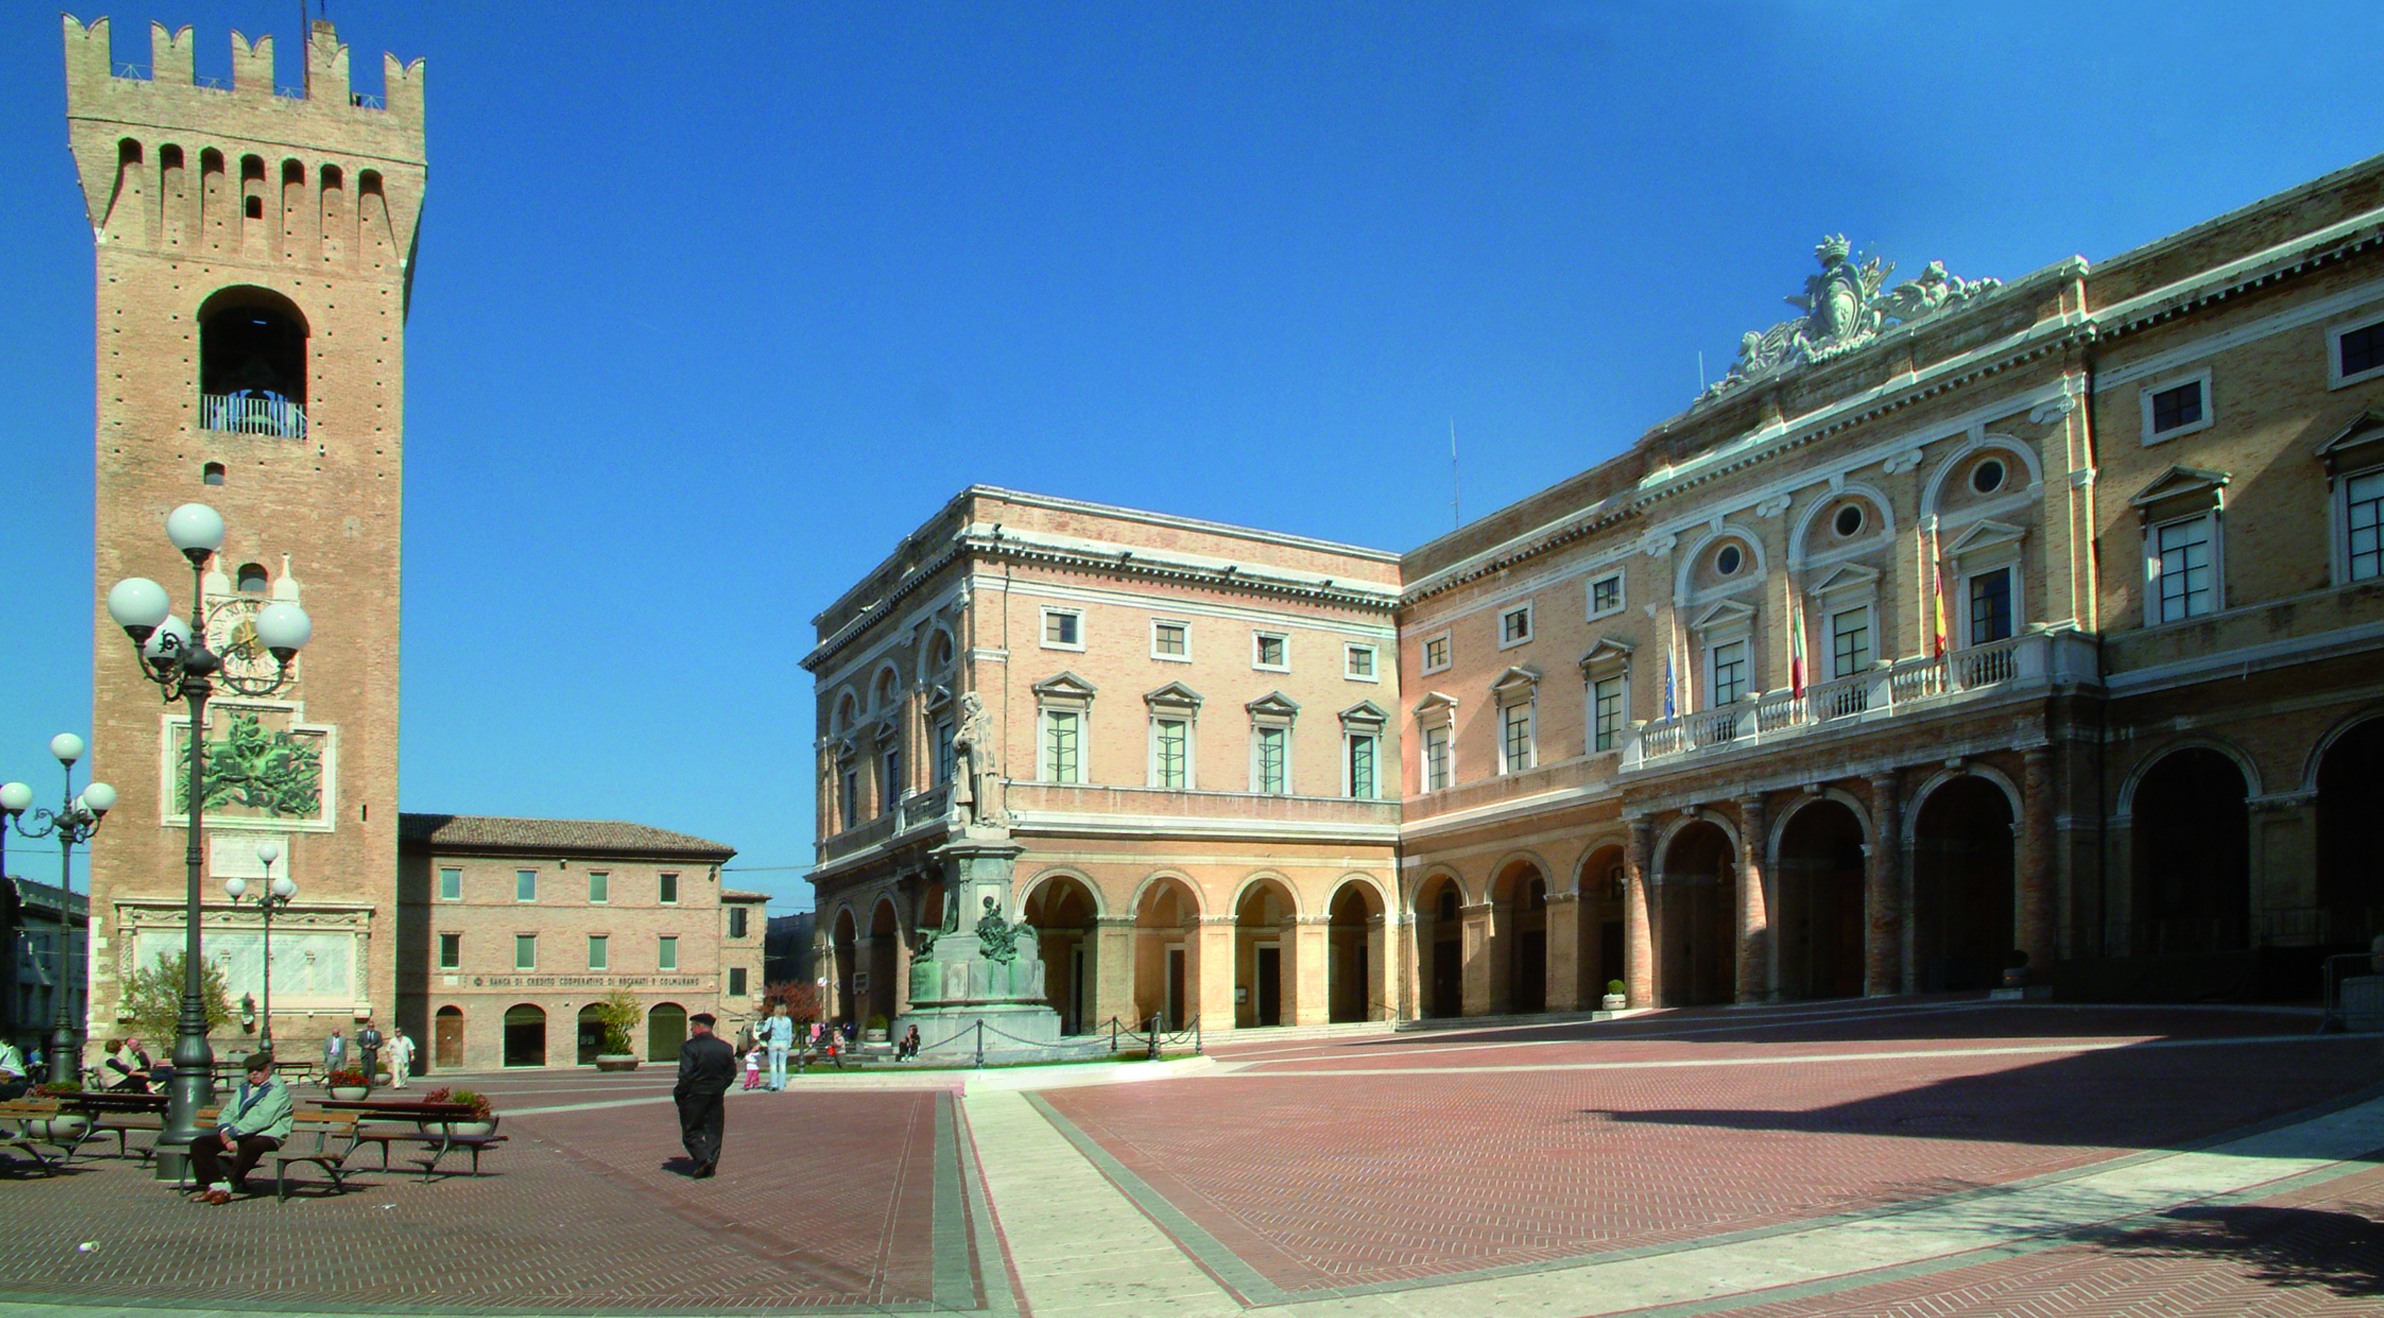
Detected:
[
  {"left": 0, "top": 1087, "right": 960, "bottom": 1311},
  {"left": 1709, "top": 1164, "right": 2384, "bottom": 1318},
  {"left": 1043, "top": 1006, "right": 2384, "bottom": 1295}
]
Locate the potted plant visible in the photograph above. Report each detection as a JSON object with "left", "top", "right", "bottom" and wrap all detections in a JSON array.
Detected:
[
  {"left": 2001, "top": 949, "right": 2030, "bottom": 989},
  {"left": 22, "top": 1082, "right": 91, "bottom": 1143},
  {"left": 595, "top": 989, "right": 643, "bottom": 1071},
  {"left": 421, "top": 1086, "right": 498, "bottom": 1139},
  {"left": 864, "top": 1014, "right": 890, "bottom": 1045},
  {"left": 324, "top": 1068, "right": 372, "bottom": 1100},
  {"left": 1601, "top": 979, "right": 1627, "bottom": 1011}
]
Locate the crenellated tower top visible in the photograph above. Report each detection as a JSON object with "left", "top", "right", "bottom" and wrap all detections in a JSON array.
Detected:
[{"left": 64, "top": 16, "right": 424, "bottom": 125}]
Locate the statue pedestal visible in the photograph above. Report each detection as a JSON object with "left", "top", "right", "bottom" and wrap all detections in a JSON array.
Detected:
[{"left": 895, "top": 830, "right": 1096, "bottom": 1065}]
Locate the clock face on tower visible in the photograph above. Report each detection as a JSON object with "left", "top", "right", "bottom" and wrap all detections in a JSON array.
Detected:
[{"left": 207, "top": 595, "right": 288, "bottom": 687}]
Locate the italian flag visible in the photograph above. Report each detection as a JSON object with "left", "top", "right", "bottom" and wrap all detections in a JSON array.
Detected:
[{"left": 1788, "top": 574, "right": 1807, "bottom": 698}]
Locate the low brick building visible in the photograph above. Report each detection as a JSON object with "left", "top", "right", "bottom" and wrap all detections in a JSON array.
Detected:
[{"left": 396, "top": 814, "right": 760, "bottom": 1072}]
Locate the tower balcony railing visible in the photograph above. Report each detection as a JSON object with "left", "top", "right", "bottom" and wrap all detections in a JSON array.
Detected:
[
  {"left": 1620, "top": 627, "right": 2095, "bottom": 772},
  {"left": 202, "top": 393, "right": 308, "bottom": 439}
]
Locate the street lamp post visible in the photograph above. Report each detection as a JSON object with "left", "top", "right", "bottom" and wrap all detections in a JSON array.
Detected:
[
  {"left": 104, "top": 503, "right": 311, "bottom": 1181},
  {"left": 224, "top": 842, "right": 294, "bottom": 1055},
  {"left": 1, "top": 736, "right": 117, "bottom": 1086}
]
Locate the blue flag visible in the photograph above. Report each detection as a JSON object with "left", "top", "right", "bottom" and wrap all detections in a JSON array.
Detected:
[{"left": 1662, "top": 650, "right": 1676, "bottom": 720}]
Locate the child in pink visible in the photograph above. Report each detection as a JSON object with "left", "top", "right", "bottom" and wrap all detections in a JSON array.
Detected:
[{"left": 742, "top": 1043, "right": 763, "bottom": 1090}]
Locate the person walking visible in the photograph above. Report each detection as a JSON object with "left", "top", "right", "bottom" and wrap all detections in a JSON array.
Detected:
[
  {"left": 384, "top": 1027, "right": 415, "bottom": 1090},
  {"left": 323, "top": 1027, "right": 346, "bottom": 1079},
  {"left": 357, "top": 1019, "right": 384, "bottom": 1082},
  {"left": 672, "top": 1012, "right": 735, "bottom": 1179},
  {"left": 763, "top": 1004, "right": 794, "bottom": 1091}
]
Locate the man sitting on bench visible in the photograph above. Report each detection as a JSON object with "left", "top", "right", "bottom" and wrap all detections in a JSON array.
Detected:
[{"left": 191, "top": 1053, "right": 290, "bottom": 1205}]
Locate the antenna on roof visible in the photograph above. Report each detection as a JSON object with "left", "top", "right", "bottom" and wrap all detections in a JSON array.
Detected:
[
  {"left": 1449, "top": 418, "right": 1461, "bottom": 531},
  {"left": 1698, "top": 350, "right": 1706, "bottom": 394}
]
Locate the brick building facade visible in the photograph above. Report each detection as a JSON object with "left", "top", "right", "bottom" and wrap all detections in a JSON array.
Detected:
[{"left": 811, "top": 157, "right": 2384, "bottom": 1028}]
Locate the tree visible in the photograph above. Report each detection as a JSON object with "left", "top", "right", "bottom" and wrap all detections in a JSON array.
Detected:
[
  {"left": 121, "top": 951, "right": 234, "bottom": 1046},
  {"left": 762, "top": 980, "right": 821, "bottom": 1023},
  {"left": 596, "top": 989, "right": 643, "bottom": 1056}
]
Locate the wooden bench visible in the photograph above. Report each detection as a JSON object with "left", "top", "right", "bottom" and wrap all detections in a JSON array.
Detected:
[
  {"left": 318, "top": 1099, "right": 505, "bottom": 1181},
  {"left": 56, "top": 1090, "right": 167, "bottom": 1160},
  {"left": 176, "top": 1105, "right": 362, "bottom": 1200},
  {"left": 0, "top": 1097, "right": 96, "bottom": 1173}
]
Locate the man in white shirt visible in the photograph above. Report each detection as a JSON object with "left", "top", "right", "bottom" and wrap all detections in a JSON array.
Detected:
[{"left": 384, "top": 1027, "right": 415, "bottom": 1089}]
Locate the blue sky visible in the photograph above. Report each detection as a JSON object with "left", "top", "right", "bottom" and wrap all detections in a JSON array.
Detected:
[{"left": 5, "top": 1, "right": 2381, "bottom": 911}]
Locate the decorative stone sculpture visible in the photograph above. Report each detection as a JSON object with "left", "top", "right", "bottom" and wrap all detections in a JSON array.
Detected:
[
  {"left": 948, "top": 691, "right": 1011, "bottom": 830},
  {"left": 1702, "top": 236, "right": 2000, "bottom": 402}
]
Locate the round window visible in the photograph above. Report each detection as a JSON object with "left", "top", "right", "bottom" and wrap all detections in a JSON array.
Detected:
[
  {"left": 1832, "top": 505, "right": 1864, "bottom": 537},
  {"left": 1972, "top": 459, "right": 2005, "bottom": 494},
  {"left": 1715, "top": 544, "right": 1743, "bottom": 576}
]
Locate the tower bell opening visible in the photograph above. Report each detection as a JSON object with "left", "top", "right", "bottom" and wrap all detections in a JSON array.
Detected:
[{"left": 199, "top": 288, "right": 308, "bottom": 438}]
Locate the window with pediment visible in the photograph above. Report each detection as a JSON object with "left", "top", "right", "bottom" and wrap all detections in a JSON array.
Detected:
[
  {"left": 1145, "top": 682, "right": 1202, "bottom": 790},
  {"left": 2130, "top": 466, "right": 2229, "bottom": 625}
]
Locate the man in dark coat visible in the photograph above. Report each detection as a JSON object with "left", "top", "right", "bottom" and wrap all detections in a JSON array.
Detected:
[{"left": 673, "top": 1012, "right": 736, "bottom": 1178}]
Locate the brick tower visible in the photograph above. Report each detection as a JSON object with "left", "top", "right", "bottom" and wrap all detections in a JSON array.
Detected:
[{"left": 63, "top": 18, "right": 424, "bottom": 1064}]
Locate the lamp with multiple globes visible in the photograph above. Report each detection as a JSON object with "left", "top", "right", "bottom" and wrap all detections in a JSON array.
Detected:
[
  {"left": 104, "top": 503, "right": 313, "bottom": 1180},
  {"left": 223, "top": 841, "right": 296, "bottom": 1055},
  {"left": 1, "top": 734, "right": 116, "bottom": 1086}
]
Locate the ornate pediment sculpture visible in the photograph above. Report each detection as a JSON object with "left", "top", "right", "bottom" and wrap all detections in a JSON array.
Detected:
[{"left": 1701, "top": 236, "right": 2000, "bottom": 402}]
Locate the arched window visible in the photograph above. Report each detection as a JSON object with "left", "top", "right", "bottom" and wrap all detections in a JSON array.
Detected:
[
  {"left": 236, "top": 562, "right": 269, "bottom": 593},
  {"left": 198, "top": 287, "right": 308, "bottom": 438},
  {"left": 502, "top": 1003, "right": 547, "bottom": 1068},
  {"left": 202, "top": 462, "right": 225, "bottom": 486}
]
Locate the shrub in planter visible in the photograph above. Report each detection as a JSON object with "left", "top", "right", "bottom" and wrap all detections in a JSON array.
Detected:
[
  {"left": 2000, "top": 949, "right": 2030, "bottom": 987},
  {"left": 421, "top": 1086, "right": 497, "bottom": 1136},
  {"left": 864, "top": 1013, "right": 890, "bottom": 1043},
  {"left": 1601, "top": 978, "right": 1627, "bottom": 1010},
  {"left": 594, "top": 990, "right": 644, "bottom": 1068}
]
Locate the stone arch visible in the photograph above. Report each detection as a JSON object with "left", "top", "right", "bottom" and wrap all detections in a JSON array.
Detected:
[
  {"left": 1413, "top": 868, "right": 1470, "bottom": 1018},
  {"left": 870, "top": 663, "right": 905, "bottom": 715},
  {"left": 1765, "top": 788, "right": 1874, "bottom": 869},
  {"left": 2115, "top": 736, "right": 2263, "bottom": 819},
  {"left": 1021, "top": 865, "right": 1110, "bottom": 919},
  {"left": 1653, "top": 811, "right": 1741, "bottom": 873},
  {"left": 1487, "top": 855, "right": 1552, "bottom": 1015},
  {"left": 1409, "top": 864, "right": 1472, "bottom": 911},
  {"left": 1911, "top": 773, "right": 2017, "bottom": 990},
  {"left": 1128, "top": 869, "right": 1207, "bottom": 923},
  {"left": 1325, "top": 876, "right": 1387, "bottom": 1023},
  {"left": 1656, "top": 817, "right": 1738, "bottom": 1006},
  {"left": 2128, "top": 744, "right": 2251, "bottom": 955},
  {"left": 917, "top": 624, "right": 958, "bottom": 685},
  {"left": 2315, "top": 712, "right": 2384, "bottom": 947},
  {"left": 1571, "top": 839, "right": 1630, "bottom": 1004},
  {"left": 1673, "top": 522, "right": 1771, "bottom": 602},
  {"left": 1921, "top": 432, "right": 2044, "bottom": 519},
  {"left": 1023, "top": 869, "right": 1102, "bottom": 1033},
  {"left": 1233, "top": 874, "right": 1300, "bottom": 1028},
  {"left": 1771, "top": 793, "right": 1870, "bottom": 999},
  {"left": 867, "top": 895, "right": 902, "bottom": 1026},
  {"left": 1907, "top": 761, "right": 2024, "bottom": 828},
  {"left": 1788, "top": 481, "right": 1899, "bottom": 563},
  {"left": 830, "top": 905, "right": 860, "bottom": 1025},
  {"left": 1227, "top": 869, "right": 1305, "bottom": 921},
  {"left": 2299, "top": 704, "right": 2384, "bottom": 795},
  {"left": 1131, "top": 872, "right": 1203, "bottom": 1030},
  {"left": 833, "top": 690, "right": 860, "bottom": 734},
  {"left": 501, "top": 1003, "right": 546, "bottom": 1068}
]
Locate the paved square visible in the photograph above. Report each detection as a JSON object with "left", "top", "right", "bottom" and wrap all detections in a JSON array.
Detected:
[{"left": 1, "top": 1000, "right": 2379, "bottom": 1318}]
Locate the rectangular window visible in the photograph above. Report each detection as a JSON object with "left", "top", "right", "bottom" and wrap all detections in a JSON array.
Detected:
[
  {"left": 1587, "top": 572, "right": 1624, "bottom": 619},
  {"left": 1345, "top": 644, "right": 1376, "bottom": 679},
  {"left": 1500, "top": 604, "right": 1533, "bottom": 647},
  {"left": 2348, "top": 469, "right": 2384, "bottom": 582},
  {"left": 1592, "top": 675, "right": 1623, "bottom": 752},
  {"left": 438, "top": 867, "right": 461, "bottom": 901},
  {"left": 1831, "top": 607, "right": 1871, "bottom": 677},
  {"left": 1152, "top": 620, "right": 1188, "bottom": 658},
  {"left": 881, "top": 749, "right": 902, "bottom": 810},
  {"left": 589, "top": 871, "right": 609, "bottom": 904},
  {"left": 935, "top": 720, "right": 956, "bottom": 786},
  {"left": 2142, "top": 372, "right": 2213, "bottom": 442},
  {"left": 514, "top": 934, "right": 536, "bottom": 971},
  {"left": 1424, "top": 724, "right": 1452, "bottom": 791},
  {"left": 2155, "top": 518, "right": 2214, "bottom": 621},
  {"left": 839, "top": 767, "right": 858, "bottom": 830},
  {"left": 2340, "top": 320, "right": 2384, "bottom": 381},
  {"left": 1709, "top": 640, "right": 1748, "bottom": 707},
  {"left": 1969, "top": 569, "right": 2014, "bottom": 644},
  {"left": 659, "top": 872, "right": 680, "bottom": 904},
  {"left": 1347, "top": 734, "right": 1377, "bottom": 799},
  {"left": 1043, "top": 608, "right": 1082, "bottom": 649},
  {"left": 588, "top": 935, "right": 608, "bottom": 970},
  {"left": 729, "top": 966, "right": 748, "bottom": 997},
  {"left": 1422, "top": 634, "right": 1451, "bottom": 673},
  {"left": 1502, "top": 703, "right": 1533, "bottom": 772},
  {"left": 1153, "top": 718, "right": 1187, "bottom": 788},
  {"left": 2151, "top": 381, "right": 2202, "bottom": 433},
  {"left": 515, "top": 869, "right": 537, "bottom": 903},
  {"left": 438, "top": 933, "right": 461, "bottom": 970},
  {"left": 1046, "top": 710, "right": 1081, "bottom": 783},
  {"left": 658, "top": 936, "right": 678, "bottom": 971},
  {"left": 1255, "top": 726, "right": 1288, "bottom": 794},
  {"left": 728, "top": 906, "right": 749, "bottom": 939},
  {"left": 1253, "top": 632, "right": 1288, "bottom": 669}
]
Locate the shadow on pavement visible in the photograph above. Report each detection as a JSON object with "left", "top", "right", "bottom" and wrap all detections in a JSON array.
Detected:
[{"left": 2089, "top": 1202, "right": 2384, "bottom": 1297}]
